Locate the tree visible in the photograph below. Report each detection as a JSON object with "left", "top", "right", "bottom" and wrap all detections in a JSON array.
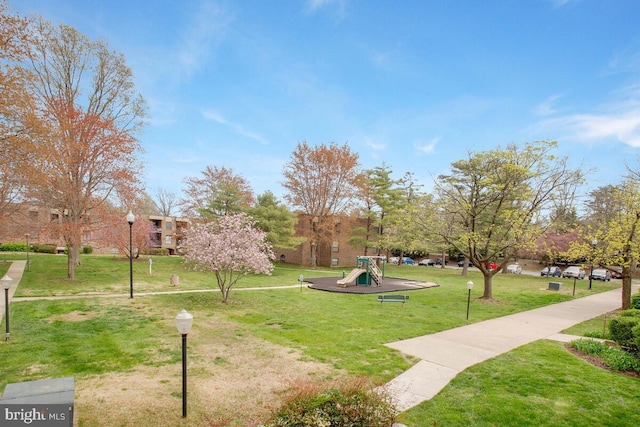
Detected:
[
  {"left": 0, "top": 2, "right": 36, "bottom": 225},
  {"left": 247, "top": 191, "right": 304, "bottom": 250},
  {"left": 22, "top": 19, "right": 146, "bottom": 279},
  {"left": 180, "top": 165, "right": 253, "bottom": 218},
  {"left": 181, "top": 213, "right": 274, "bottom": 302},
  {"left": 573, "top": 180, "right": 640, "bottom": 309},
  {"left": 154, "top": 188, "right": 177, "bottom": 217},
  {"left": 436, "top": 141, "right": 584, "bottom": 299},
  {"left": 282, "top": 141, "right": 361, "bottom": 267}
]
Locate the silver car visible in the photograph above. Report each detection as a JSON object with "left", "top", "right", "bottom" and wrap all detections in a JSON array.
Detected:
[{"left": 562, "top": 266, "right": 585, "bottom": 279}]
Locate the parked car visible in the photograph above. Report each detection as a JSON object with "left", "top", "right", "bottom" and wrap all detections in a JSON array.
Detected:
[
  {"left": 611, "top": 267, "right": 623, "bottom": 279},
  {"left": 418, "top": 258, "right": 435, "bottom": 266},
  {"left": 436, "top": 258, "right": 448, "bottom": 265},
  {"left": 590, "top": 268, "right": 611, "bottom": 281},
  {"left": 540, "top": 266, "right": 562, "bottom": 277},
  {"left": 401, "top": 257, "right": 415, "bottom": 265},
  {"left": 458, "top": 259, "right": 470, "bottom": 267},
  {"left": 483, "top": 262, "right": 498, "bottom": 270},
  {"left": 388, "top": 257, "right": 399, "bottom": 264},
  {"left": 562, "top": 266, "right": 586, "bottom": 279},
  {"left": 506, "top": 263, "right": 522, "bottom": 274}
]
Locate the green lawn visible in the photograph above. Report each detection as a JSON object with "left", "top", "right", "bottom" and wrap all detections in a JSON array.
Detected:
[{"left": 0, "top": 253, "right": 637, "bottom": 426}]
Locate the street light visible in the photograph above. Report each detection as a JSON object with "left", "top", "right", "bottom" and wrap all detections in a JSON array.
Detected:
[
  {"left": 466, "top": 280, "right": 474, "bottom": 320},
  {"left": 2, "top": 275, "right": 12, "bottom": 341},
  {"left": 175, "top": 309, "right": 194, "bottom": 418},
  {"left": 589, "top": 238, "right": 598, "bottom": 290},
  {"left": 126, "top": 211, "right": 135, "bottom": 299},
  {"left": 25, "top": 233, "right": 30, "bottom": 272}
]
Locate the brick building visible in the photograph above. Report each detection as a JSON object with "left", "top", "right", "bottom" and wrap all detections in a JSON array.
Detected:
[{"left": 275, "top": 213, "right": 383, "bottom": 268}]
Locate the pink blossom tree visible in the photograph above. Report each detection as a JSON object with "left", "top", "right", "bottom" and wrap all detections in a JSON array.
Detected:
[{"left": 181, "top": 213, "right": 275, "bottom": 302}]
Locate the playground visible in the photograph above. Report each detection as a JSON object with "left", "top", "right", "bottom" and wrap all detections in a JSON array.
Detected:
[{"left": 306, "top": 256, "right": 439, "bottom": 294}]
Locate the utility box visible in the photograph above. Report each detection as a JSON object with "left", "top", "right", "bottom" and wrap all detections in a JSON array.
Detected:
[
  {"left": 548, "top": 282, "right": 562, "bottom": 291},
  {"left": 170, "top": 274, "right": 179, "bottom": 286},
  {"left": 0, "top": 376, "right": 74, "bottom": 426}
]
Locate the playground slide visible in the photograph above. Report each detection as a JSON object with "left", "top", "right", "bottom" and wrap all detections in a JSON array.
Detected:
[{"left": 337, "top": 268, "right": 367, "bottom": 286}]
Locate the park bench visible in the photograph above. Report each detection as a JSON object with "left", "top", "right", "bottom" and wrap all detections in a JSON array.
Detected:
[{"left": 376, "top": 294, "right": 409, "bottom": 306}]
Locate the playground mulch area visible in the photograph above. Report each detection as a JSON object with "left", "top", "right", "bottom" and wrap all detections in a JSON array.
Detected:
[{"left": 306, "top": 276, "right": 439, "bottom": 294}]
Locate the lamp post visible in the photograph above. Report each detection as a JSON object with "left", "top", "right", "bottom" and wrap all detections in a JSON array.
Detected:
[
  {"left": 126, "top": 211, "right": 135, "bottom": 299},
  {"left": 25, "top": 233, "right": 30, "bottom": 272},
  {"left": 466, "top": 280, "right": 474, "bottom": 320},
  {"left": 589, "top": 238, "right": 598, "bottom": 290},
  {"left": 175, "top": 309, "right": 193, "bottom": 418},
  {"left": 2, "top": 275, "right": 12, "bottom": 341}
]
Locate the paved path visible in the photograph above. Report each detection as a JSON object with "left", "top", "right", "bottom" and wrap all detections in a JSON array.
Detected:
[
  {"left": 383, "top": 285, "right": 637, "bottom": 412},
  {"left": 0, "top": 261, "right": 26, "bottom": 321}
]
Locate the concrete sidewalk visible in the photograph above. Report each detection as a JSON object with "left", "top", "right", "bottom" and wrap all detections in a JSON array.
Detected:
[
  {"left": 383, "top": 286, "right": 636, "bottom": 412},
  {"left": 0, "top": 260, "right": 26, "bottom": 321}
]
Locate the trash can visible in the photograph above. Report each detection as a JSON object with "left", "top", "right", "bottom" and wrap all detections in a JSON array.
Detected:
[{"left": 170, "top": 274, "right": 179, "bottom": 286}]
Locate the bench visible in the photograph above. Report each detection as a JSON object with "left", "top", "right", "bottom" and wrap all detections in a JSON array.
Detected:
[{"left": 376, "top": 294, "right": 409, "bottom": 306}]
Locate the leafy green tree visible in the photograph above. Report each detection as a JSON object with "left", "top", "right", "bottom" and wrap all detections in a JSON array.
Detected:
[
  {"left": 571, "top": 180, "right": 640, "bottom": 309},
  {"left": 247, "top": 191, "right": 304, "bottom": 250},
  {"left": 436, "top": 141, "right": 584, "bottom": 299}
]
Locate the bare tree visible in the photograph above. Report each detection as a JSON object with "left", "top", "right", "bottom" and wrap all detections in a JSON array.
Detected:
[
  {"left": 180, "top": 166, "right": 254, "bottom": 218},
  {"left": 154, "top": 188, "right": 177, "bottom": 217},
  {"left": 282, "top": 141, "right": 361, "bottom": 267}
]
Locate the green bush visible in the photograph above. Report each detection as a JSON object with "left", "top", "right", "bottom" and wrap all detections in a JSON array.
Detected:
[
  {"left": 631, "top": 293, "right": 640, "bottom": 310},
  {"left": 144, "top": 248, "right": 169, "bottom": 256},
  {"left": 82, "top": 246, "right": 93, "bottom": 254},
  {"left": 601, "top": 346, "right": 640, "bottom": 373},
  {"left": 32, "top": 244, "right": 56, "bottom": 254},
  {"left": 609, "top": 315, "right": 640, "bottom": 350},
  {"left": 0, "top": 242, "right": 28, "bottom": 252},
  {"left": 570, "top": 339, "right": 607, "bottom": 355},
  {"left": 263, "top": 377, "right": 397, "bottom": 427}
]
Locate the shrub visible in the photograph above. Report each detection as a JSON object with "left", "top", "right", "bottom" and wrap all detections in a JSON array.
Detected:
[
  {"left": 32, "top": 244, "right": 56, "bottom": 254},
  {"left": 609, "top": 315, "right": 640, "bottom": 351},
  {"left": 570, "top": 339, "right": 607, "bottom": 356},
  {"left": 631, "top": 293, "right": 640, "bottom": 310},
  {"left": 82, "top": 246, "right": 93, "bottom": 254},
  {"left": 0, "top": 242, "right": 28, "bottom": 252},
  {"left": 601, "top": 346, "right": 640, "bottom": 373},
  {"left": 144, "top": 248, "right": 169, "bottom": 256},
  {"left": 263, "top": 377, "right": 397, "bottom": 427}
]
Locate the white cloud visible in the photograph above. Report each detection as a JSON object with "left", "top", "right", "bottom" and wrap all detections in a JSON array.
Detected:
[
  {"left": 414, "top": 137, "right": 439, "bottom": 154},
  {"left": 305, "top": 0, "right": 347, "bottom": 18},
  {"left": 539, "top": 108, "right": 640, "bottom": 147},
  {"left": 533, "top": 94, "right": 562, "bottom": 116},
  {"left": 202, "top": 109, "right": 269, "bottom": 145},
  {"left": 363, "top": 138, "right": 387, "bottom": 151}
]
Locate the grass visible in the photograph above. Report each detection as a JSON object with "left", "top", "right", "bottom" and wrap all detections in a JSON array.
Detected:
[{"left": 0, "top": 253, "right": 637, "bottom": 426}]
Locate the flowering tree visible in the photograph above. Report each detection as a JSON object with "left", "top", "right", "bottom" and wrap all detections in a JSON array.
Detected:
[{"left": 181, "top": 213, "right": 275, "bottom": 302}]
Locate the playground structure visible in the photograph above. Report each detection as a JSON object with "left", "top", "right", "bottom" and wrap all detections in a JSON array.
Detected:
[{"left": 337, "top": 256, "right": 385, "bottom": 287}]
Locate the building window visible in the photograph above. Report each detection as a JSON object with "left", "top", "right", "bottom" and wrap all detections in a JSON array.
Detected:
[
  {"left": 331, "top": 258, "right": 339, "bottom": 266},
  {"left": 332, "top": 241, "right": 339, "bottom": 252},
  {"left": 165, "top": 235, "right": 172, "bottom": 245},
  {"left": 166, "top": 221, "right": 173, "bottom": 230},
  {"left": 29, "top": 211, "right": 39, "bottom": 221}
]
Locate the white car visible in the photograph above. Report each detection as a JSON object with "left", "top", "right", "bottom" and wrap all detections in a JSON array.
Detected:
[
  {"left": 562, "top": 266, "right": 586, "bottom": 279},
  {"left": 506, "top": 264, "right": 522, "bottom": 274}
]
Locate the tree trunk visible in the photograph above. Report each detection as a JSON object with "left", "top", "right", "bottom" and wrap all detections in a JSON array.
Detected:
[
  {"left": 482, "top": 273, "right": 493, "bottom": 299},
  {"left": 67, "top": 248, "right": 76, "bottom": 280},
  {"left": 310, "top": 242, "right": 317, "bottom": 268},
  {"left": 621, "top": 275, "right": 632, "bottom": 310}
]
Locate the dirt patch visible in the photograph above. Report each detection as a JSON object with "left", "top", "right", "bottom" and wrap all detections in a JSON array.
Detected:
[
  {"left": 46, "top": 311, "right": 98, "bottom": 323},
  {"left": 76, "top": 332, "right": 338, "bottom": 426}
]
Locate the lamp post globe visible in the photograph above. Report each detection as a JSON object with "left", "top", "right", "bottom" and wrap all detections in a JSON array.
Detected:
[{"left": 175, "top": 309, "right": 193, "bottom": 418}]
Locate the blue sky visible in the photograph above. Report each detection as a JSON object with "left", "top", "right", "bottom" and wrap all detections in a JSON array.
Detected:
[{"left": 10, "top": 0, "right": 640, "bottom": 207}]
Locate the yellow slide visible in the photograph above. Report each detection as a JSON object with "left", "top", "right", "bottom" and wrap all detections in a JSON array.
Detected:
[{"left": 337, "top": 268, "right": 367, "bottom": 286}]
